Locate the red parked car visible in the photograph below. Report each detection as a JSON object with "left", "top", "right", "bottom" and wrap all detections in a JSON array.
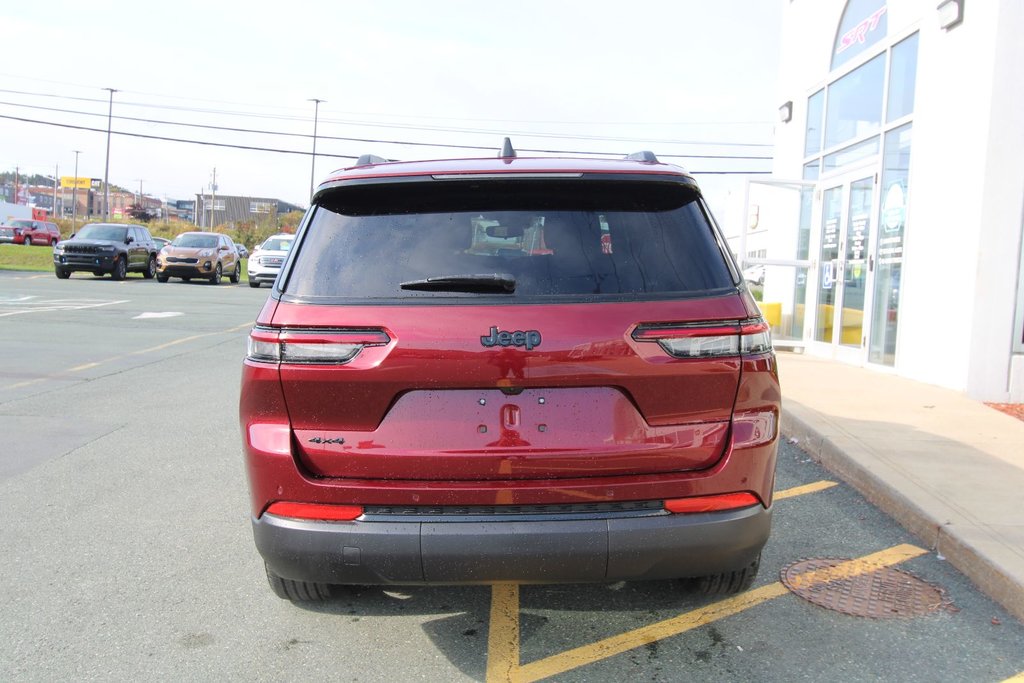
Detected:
[
  {"left": 0, "top": 219, "right": 61, "bottom": 245},
  {"left": 240, "top": 143, "right": 780, "bottom": 601}
]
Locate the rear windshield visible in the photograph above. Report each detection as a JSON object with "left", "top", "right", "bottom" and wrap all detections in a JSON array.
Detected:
[{"left": 282, "top": 179, "right": 735, "bottom": 302}]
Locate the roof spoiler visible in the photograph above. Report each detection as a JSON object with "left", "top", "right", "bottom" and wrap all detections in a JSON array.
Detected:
[
  {"left": 624, "top": 150, "right": 659, "bottom": 163},
  {"left": 354, "top": 154, "right": 389, "bottom": 166},
  {"left": 499, "top": 137, "right": 517, "bottom": 159}
]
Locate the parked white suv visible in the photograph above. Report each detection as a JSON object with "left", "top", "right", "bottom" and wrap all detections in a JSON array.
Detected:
[{"left": 247, "top": 234, "right": 294, "bottom": 288}]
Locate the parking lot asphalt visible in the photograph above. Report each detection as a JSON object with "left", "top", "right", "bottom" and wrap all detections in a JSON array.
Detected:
[{"left": 1, "top": 271, "right": 1023, "bottom": 682}]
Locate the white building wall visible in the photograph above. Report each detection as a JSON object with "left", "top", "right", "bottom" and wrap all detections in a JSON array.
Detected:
[
  {"left": 965, "top": 0, "right": 1024, "bottom": 401},
  {"left": 895, "top": 0, "right": 995, "bottom": 392},
  {"left": 774, "top": 0, "right": 1024, "bottom": 400}
]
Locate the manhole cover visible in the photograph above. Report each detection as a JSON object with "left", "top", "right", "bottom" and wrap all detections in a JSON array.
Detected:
[{"left": 781, "top": 558, "right": 948, "bottom": 618}]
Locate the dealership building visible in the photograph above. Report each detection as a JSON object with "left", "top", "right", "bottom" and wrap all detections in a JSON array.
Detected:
[{"left": 740, "top": 0, "right": 1023, "bottom": 401}]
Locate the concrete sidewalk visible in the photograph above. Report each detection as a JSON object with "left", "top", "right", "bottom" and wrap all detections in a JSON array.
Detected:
[{"left": 776, "top": 352, "right": 1024, "bottom": 623}]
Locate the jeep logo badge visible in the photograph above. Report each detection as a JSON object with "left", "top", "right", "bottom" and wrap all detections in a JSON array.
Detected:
[{"left": 481, "top": 326, "right": 542, "bottom": 351}]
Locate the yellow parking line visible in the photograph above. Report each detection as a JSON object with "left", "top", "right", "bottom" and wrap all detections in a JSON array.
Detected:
[
  {"left": 775, "top": 480, "right": 838, "bottom": 500},
  {"left": 486, "top": 583, "right": 521, "bottom": 683},
  {"left": 481, "top": 479, "right": 841, "bottom": 680},
  {"left": 1001, "top": 672, "right": 1024, "bottom": 682},
  {"left": 515, "top": 544, "right": 927, "bottom": 682}
]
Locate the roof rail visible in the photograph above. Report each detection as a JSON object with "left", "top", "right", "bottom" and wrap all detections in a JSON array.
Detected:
[
  {"left": 499, "top": 137, "right": 517, "bottom": 159},
  {"left": 355, "top": 154, "right": 389, "bottom": 166},
  {"left": 624, "top": 150, "right": 659, "bottom": 163}
]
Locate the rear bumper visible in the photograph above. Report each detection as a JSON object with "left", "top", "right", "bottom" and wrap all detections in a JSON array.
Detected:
[{"left": 254, "top": 503, "right": 770, "bottom": 585}]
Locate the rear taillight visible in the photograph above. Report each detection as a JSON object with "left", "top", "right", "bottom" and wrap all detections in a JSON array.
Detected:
[
  {"left": 264, "top": 502, "right": 364, "bottom": 521},
  {"left": 663, "top": 492, "right": 760, "bottom": 513},
  {"left": 632, "top": 318, "right": 771, "bottom": 358},
  {"left": 247, "top": 326, "right": 390, "bottom": 364}
]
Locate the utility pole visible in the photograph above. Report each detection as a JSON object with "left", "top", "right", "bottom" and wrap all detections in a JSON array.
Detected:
[
  {"left": 71, "top": 151, "right": 81, "bottom": 232},
  {"left": 52, "top": 165, "right": 58, "bottom": 218},
  {"left": 102, "top": 87, "right": 118, "bottom": 220},
  {"left": 209, "top": 167, "right": 217, "bottom": 231},
  {"left": 308, "top": 98, "right": 324, "bottom": 198},
  {"left": 136, "top": 179, "right": 144, "bottom": 216}
]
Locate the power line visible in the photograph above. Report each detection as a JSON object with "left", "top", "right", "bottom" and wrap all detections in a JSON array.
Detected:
[
  {"left": 0, "top": 113, "right": 359, "bottom": 159},
  {"left": 0, "top": 113, "right": 772, "bottom": 175},
  {"left": 0, "top": 85, "right": 775, "bottom": 149},
  {"left": 0, "top": 74, "right": 776, "bottom": 128},
  {"left": 0, "top": 100, "right": 775, "bottom": 161}
]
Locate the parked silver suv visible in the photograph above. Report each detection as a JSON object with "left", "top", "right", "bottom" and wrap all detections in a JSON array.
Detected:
[{"left": 247, "top": 233, "right": 294, "bottom": 288}]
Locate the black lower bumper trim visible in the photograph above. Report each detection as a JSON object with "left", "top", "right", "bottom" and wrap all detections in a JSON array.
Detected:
[{"left": 253, "top": 504, "right": 771, "bottom": 585}]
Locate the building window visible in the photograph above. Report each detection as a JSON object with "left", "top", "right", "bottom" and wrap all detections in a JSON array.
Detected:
[
  {"left": 805, "top": 89, "right": 825, "bottom": 156},
  {"left": 1015, "top": 223, "right": 1024, "bottom": 354},
  {"left": 886, "top": 32, "right": 919, "bottom": 122},
  {"left": 250, "top": 201, "right": 273, "bottom": 214},
  {"left": 831, "top": 0, "right": 888, "bottom": 71},
  {"left": 823, "top": 136, "right": 880, "bottom": 173},
  {"left": 202, "top": 199, "right": 225, "bottom": 211},
  {"left": 824, "top": 52, "right": 886, "bottom": 150},
  {"left": 868, "top": 124, "right": 912, "bottom": 365}
]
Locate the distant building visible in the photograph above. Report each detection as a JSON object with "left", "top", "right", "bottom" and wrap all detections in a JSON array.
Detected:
[{"left": 194, "top": 194, "right": 305, "bottom": 229}]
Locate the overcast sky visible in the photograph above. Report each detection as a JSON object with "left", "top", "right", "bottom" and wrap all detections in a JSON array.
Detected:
[{"left": 0, "top": 1, "right": 783, "bottom": 210}]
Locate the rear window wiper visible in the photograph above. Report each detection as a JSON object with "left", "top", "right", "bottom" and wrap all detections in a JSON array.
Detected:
[{"left": 399, "top": 273, "right": 516, "bottom": 293}]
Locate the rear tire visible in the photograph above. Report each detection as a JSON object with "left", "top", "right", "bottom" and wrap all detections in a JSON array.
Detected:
[
  {"left": 696, "top": 553, "right": 760, "bottom": 595},
  {"left": 143, "top": 256, "right": 156, "bottom": 279},
  {"left": 265, "top": 565, "right": 331, "bottom": 601},
  {"left": 23, "top": 238, "right": 32, "bottom": 246},
  {"left": 230, "top": 262, "right": 241, "bottom": 283},
  {"left": 55, "top": 267, "right": 70, "bottom": 279},
  {"left": 50, "top": 238, "right": 58, "bottom": 246},
  {"left": 249, "top": 280, "right": 260, "bottom": 288},
  {"left": 156, "top": 274, "right": 169, "bottom": 283}
]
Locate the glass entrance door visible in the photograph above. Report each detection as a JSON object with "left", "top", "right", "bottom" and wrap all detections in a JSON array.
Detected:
[{"left": 812, "top": 174, "right": 876, "bottom": 358}]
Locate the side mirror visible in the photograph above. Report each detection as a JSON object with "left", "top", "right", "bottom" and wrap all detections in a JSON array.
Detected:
[
  {"left": 69, "top": 233, "right": 76, "bottom": 239},
  {"left": 126, "top": 236, "right": 134, "bottom": 244}
]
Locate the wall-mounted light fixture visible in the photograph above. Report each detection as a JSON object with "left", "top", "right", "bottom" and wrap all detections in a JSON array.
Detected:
[
  {"left": 937, "top": 0, "right": 964, "bottom": 30},
  {"left": 778, "top": 101, "right": 793, "bottom": 124}
]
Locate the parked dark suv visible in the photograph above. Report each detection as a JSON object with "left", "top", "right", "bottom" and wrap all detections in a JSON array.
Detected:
[
  {"left": 240, "top": 143, "right": 780, "bottom": 601},
  {"left": 53, "top": 223, "right": 159, "bottom": 280}
]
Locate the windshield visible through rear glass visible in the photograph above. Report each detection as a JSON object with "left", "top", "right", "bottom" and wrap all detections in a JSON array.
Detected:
[
  {"left": 283, "top": 179, "right": 734, "bottom": 301},
  {"left": 77, "top": 225, "right": 128, "bottom": 241}
]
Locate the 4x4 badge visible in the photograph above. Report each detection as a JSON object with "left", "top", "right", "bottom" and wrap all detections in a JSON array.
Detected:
[
  {"left": 308, "top": 437, "right": 345, "bottom": 445},
  {"left": 481, "top": 326, "right": 542, "bottom": 351}
]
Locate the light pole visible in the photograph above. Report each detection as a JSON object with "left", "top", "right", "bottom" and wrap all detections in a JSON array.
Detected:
[
  {"left": 102, "top": 87, "right": 118, "bottom": 220},
  {"left": 71, "top": 150, "right": 81, "bottom": 232},
  {"left": 308, "top": 98, "right": 324, "bottom": 198}
]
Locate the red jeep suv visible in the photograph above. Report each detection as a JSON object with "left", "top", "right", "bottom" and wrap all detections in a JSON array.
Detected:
[{"left": 240, "top": 144, "right": 780, "bottom": 601}]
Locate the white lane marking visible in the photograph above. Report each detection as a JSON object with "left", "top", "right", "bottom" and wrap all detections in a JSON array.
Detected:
[
  {"left": 133, "top": 312, "right": 184, "bottom": 319},
  {"left": 0, "top": 299, "right": 130, "bottom": 317}
]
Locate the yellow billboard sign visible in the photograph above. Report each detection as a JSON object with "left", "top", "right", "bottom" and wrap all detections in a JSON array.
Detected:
[{"left": 60, "top": 176, "right": 92, "bottom": 189}]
